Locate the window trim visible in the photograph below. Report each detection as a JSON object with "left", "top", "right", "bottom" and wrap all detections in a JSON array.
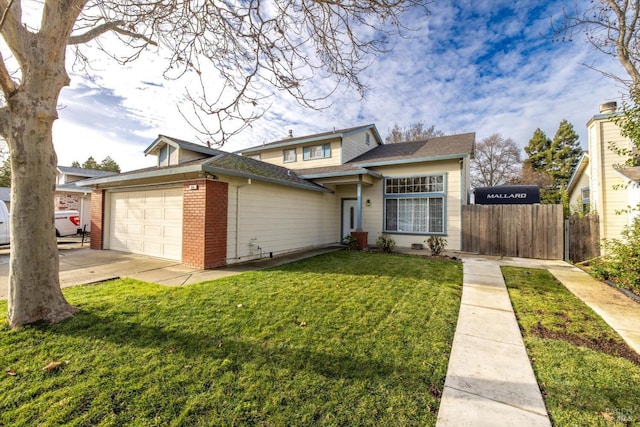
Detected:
[
  {"left": 283, "top": 148, "right": 297, "bottom": 163},
  {"left": 383, "top": 173, "right": 447, "bottom": 235},
  {"left": 302, "top": 143, "right": 331, "bottom": 161},
  {"left": 580, "top": 186, "right": 590, "bottom": 213}
]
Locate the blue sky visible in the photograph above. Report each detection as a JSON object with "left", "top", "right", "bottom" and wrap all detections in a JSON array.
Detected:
[{"left": 53, "top": 0, "right": 625, "bottom": 171}]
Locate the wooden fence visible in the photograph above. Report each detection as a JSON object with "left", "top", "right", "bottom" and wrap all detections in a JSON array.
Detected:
[
  {"left": 461, "top": 204, "right": 564, "bottom": 260},
  {"left": 566, "top": 215, "right": 600, "bottom": 263}
]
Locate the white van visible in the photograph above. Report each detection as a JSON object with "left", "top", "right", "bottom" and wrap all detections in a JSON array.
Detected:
[
  {"left": 0, "top": 200, "right": 8, "bottom": 245},
  {"left": 0, "top": 201, "right": 80, "bottom": 245},
  {"left": 54, "top": 210, "right": 81, "bottom": 237}
]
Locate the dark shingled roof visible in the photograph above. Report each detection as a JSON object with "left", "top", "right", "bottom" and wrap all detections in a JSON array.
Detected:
[
  {"left": 347, "top": 132, "right": 475, "bottom": 164},
  {"left": 57, "top": 166, "right": 118, "bottom": 178},
  {"left": 204, "top": 153, "right": 330, "bottom": 192},
  {"left": 292, "top": 164, "right": 369, "bottom": 176},
  {"left": 151, "top": 135, "right": 222, "bottom": 157}
]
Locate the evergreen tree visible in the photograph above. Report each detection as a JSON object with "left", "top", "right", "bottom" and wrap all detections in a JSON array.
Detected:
[
  {"left": 81, "top": 156, "right": 100, "bottom": 170},
  {"left": 522, "top": 121, "right": 582, "bottom": 204},
  {"left": 0, "top": 158, "right": 10, "bottom": 188},
  {"left": 99, "top": 156, "right": 121, "bottom": 173},
  {"left": 71, "top": 156, "right": 121, "bottom": 173},
  {"left": 523, "top": 128, "right": 552, "bottom": 171}
]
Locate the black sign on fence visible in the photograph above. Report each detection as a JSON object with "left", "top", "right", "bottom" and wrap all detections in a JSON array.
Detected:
[{"left": 473, "top": 185, "right": 540, "bottom": 205}]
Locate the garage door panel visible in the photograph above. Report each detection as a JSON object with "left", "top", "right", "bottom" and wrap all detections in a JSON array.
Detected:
[
  {"left": 164, "top": 225, "right": 181, "bottom": 238},
  {"left": 109, "top": 188, "right": 183, "bottom": 261},
  {"left": 144, "top": 209, "right": 163, "bottom": 220}
]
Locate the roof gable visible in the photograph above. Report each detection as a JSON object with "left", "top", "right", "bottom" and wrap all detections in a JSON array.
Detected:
[
  {"left": 145, "top": 135, "right": 222, "bottom": 161},
  {"left": 236, "top": 124, "right": 382, "bottom": 154}
]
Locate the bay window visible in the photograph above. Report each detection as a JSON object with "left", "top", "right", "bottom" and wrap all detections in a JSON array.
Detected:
[{"left": 384, "top": 174, "right": 446, "bottom": 234}]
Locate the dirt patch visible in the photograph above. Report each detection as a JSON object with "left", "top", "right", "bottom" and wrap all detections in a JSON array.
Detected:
[{"left": 531, "top": 321, "right": 640, "bottom": 366}]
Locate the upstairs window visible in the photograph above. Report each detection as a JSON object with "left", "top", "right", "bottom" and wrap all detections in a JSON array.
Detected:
[
  {"left": 283, "top": 148, "right": 297, "bottom": 163},
  {"left": 581, "top": 187, "right": 590, "bottom": 213},
  {"left": 247, "top": 154, "right": 261, "bottom": 160},
  {"left": 302, "top": 144, "right": 331, "bottom": 161}
]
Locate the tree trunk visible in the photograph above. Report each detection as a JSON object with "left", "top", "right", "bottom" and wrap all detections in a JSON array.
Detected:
[{"left": 6, "top": 98, "right": 75, "bottom": 328}]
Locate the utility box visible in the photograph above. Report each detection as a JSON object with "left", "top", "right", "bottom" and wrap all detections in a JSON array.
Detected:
[{"left": 473, "top": 185, "right": 540, "bottom": 205}]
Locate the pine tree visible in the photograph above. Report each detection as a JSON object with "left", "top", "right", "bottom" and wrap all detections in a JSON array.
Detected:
[
  {"left": 524, "top": 128, "right": 552, "bottom": 171},
  {"left": 99, "top": 156, "right": 121, "bottom": 173},
  {"left": 522, "top": 121, "right": 582, "bottom": 204},
  {"left": 0, "top": 158, "right": 10, "bottom": 187}
]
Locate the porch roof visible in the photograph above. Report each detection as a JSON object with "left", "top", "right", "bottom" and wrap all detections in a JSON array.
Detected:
[{"left": 295, "top": 164, "right": 382, "bottom": 180}]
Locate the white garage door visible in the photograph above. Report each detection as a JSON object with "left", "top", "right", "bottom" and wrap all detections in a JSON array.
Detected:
[{"left": 108, "top": 188, "right": 183, "bottom": 260}]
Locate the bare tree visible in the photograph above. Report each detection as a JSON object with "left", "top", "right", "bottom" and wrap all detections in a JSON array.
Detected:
[
  {"left": 470, "top": 134, "right": 522, "bottom": 187},
  {"left": 0, "top": 0, "right": 428, "bottom": 328},
  {"left": 555, "top": 0, "right": 640, "bottom": 94},
  {"left": 385, "top": 121, "right": 444, "bottom": 143}
]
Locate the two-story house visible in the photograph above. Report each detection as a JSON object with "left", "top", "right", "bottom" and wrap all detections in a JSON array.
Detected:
[
  {"left": 84, "top": 125, "right": 475, "bottom": 269},
  {"left": 567, "top": 102, "right": 640, "bottom": 245}
]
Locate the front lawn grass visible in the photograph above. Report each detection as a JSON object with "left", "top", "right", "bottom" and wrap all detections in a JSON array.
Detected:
[
  {"left": 0, "top": 251, "right": 462, "bottom": 426},
  {"left": 502, "top": 267, "right": 640, "bottom": 426}
]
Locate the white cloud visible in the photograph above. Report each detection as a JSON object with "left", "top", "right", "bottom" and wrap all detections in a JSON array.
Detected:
[{"left": 50, "top": 0, "right": 630, "bottom": 172}]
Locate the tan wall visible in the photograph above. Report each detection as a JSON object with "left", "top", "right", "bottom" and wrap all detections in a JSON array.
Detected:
[
  {"left": 568, "top": 165, "right": 591, "bottom": 214},
  {"left": 330, "top": 160, "right": 465, "bottom": 251},
  {"left": 225, "top": 177, "right": 340, "bottom": 264},
  {"left": 179, "top": 149, "right": 205, "bottom": 163},
  {"left": 341, "top": 129, "right": 378, "bottom": 163},
  {"left": 243, "top": 139, "right": 342, "bottom": 168},
  {"left": 588, "top": 118, "right": 633, "bottom": 242}
]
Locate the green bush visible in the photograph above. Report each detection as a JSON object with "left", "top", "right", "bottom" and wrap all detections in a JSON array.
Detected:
[
  {"left": 342, "top": 234, "right": 359, "bottom": 250},
  {"left": 590, "top": 217, "right": 640, "bottom": 295},
  {"left": 425, "top": 236, "right": 447, "bottom": 256},
  {"left": 376, "top": 234, "right": 396, "bottom": 253}
]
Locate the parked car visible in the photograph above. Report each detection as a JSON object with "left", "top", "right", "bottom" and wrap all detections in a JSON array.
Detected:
[
  {"left": 54, "top": 210, "right": 80, "bottom": 237},
  {"left": 0, "top": 200, "right": 8, "bottom": 244},
  {"left": 0, "top": 201, "right": 80, "bottom": 244}
]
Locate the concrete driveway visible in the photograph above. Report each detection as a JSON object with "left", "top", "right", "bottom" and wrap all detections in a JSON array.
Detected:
[{"left": 0, "top": 242, "right": 340, "bottom": 299}]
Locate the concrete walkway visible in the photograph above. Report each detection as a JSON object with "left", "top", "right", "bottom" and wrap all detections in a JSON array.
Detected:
[
  {"left": 436, "top": 256, "right": 552, "bottom": 426},
  {"left": 437, "top": 254, "right": 640, "bottom": 426}
]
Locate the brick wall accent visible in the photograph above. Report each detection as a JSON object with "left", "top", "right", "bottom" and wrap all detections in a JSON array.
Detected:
[
  {"left": 54, "top": 193, "right": 80, "bottom": 211},
  {"left": 182, "top": 179, "right": 228, "bottom": 269},
  {"left": 90, "top": 189, "right": 105, "bottom": 250}
]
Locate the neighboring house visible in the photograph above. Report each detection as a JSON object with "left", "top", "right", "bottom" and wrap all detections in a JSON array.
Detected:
[
  {"left": 55, "top": 166, "right": 118, "bottom": 232},
  {"left": 83, "top": 125, "right": 475, "bottom": 269},
  {"left": 567, "top": 102, "right": 640, "bottom": 244}
]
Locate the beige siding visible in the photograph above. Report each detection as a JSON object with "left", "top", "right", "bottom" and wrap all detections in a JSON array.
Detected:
[
  {"left": 244, "top": 139, "right": 342, "bottom": 168},
  {"left": 179, "top": 149, "right": 206, "bottom": 163},
  {"left": 568, "top": 167, "right": 590, "bottom": 214},
  {"left": 355, "top": 160, "right": 465, "bottom": 250},
  {"left": 342, "top": 129, "right": 378, "bottom": 163},
  {"left": 588, "top": 119, "right": 633, "bottom": 242},
  {"left": 225, "top": 177, "right": 339, "bottom": 264}
]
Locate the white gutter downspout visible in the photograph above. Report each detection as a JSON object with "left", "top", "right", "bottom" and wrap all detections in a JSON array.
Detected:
[
  {"left": 356, "top": 175, "right": 363, "bottom": 231},
  {"left": 235, "top": 179, "right": 252, "bottom": 259}
]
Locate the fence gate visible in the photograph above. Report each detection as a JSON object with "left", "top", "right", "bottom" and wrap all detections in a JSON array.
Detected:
[
  {"left": 462, "top": 204, "right": 564, "bottom": 260},
  {"left": 566, "top": 215, "right": 600, "bottom": 263}
]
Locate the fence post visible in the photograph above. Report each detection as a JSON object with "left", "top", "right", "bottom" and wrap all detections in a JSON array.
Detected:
[{"left": 564, "top": 218, "right": 569, "bottom": 262}]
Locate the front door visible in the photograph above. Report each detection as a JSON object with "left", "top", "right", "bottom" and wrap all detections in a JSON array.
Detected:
[{"left": 342, "top": 199, "right": 357, "bottom": 239}]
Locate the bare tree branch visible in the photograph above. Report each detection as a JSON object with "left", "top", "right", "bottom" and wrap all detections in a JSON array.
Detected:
[{"left": 68, "top": 20, "right": 157, "bottom": 46}]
